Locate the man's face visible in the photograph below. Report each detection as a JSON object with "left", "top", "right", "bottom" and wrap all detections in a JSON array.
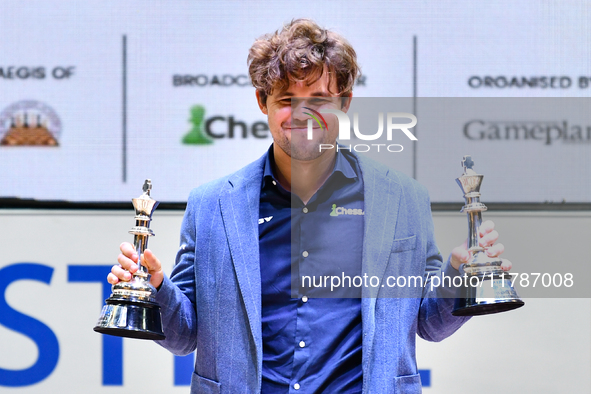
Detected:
[{"left": 257, "top": 71, "right": 349, "bottom": 161}]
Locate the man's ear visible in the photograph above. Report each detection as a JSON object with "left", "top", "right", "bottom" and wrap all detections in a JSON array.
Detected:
[
  {"left": 340, "top": 93, "right": 353, "bottom": 113},
  {"left": 256, "top": 90, "right": 268, "bottom": 115}
]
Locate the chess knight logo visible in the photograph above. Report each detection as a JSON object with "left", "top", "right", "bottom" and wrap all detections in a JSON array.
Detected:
[{"left": 0, "top": 100, "right": 61, "bottom": 146}]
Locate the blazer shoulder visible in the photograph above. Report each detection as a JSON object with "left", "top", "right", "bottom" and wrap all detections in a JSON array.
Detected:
[
  {"left": 186, "top": 152, "right": 267, "bottom": 205},
  {"left": 356, "top": 153, "right": 429, "bottom": 198}
]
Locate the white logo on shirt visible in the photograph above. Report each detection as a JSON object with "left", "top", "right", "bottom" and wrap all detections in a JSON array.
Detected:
[
  {"left": 330, "top": 203, "right": 364, "bottom": 216},
  {"left": 258, "top": 216, "right": 273, "bottom": 224}
]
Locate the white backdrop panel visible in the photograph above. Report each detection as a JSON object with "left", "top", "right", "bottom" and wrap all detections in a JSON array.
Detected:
[{"left": 0, "top": 210, "right": 589, "bottom": 392}]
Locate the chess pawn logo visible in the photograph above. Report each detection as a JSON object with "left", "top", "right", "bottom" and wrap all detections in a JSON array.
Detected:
[
  {"left": 182, "top": 105, "right": 213, "bottom": 145},
  {"left": 330, "top": 204, "right": 338, "bottom": 216}
]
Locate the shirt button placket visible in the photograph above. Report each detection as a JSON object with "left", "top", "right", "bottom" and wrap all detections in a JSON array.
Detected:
[{"left": 294, "top": 203, "right": 310, "bottom": 392}]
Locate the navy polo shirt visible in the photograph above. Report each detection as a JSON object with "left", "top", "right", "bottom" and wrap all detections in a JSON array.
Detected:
[{"left": 259, "top": 145, "right": 364, "bottom": 393}]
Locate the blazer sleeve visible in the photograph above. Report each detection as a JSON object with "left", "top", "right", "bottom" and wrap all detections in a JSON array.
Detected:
[
  {"left": 153, "top": 188, "right": 201, "bottom": 355},
  {"left": 416, "top": 192, "right": 472, "bottom": 342}
]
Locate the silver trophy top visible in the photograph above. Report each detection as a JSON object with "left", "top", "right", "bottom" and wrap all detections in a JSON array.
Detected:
[
  {"left": 456, "top": 155, "right": 483, "bottom": 195},
  {"left": 132, "top": 179, "right": 159, "bottom": 219},
  {"left": 461, "top": 155, "right": 477, "bottom": 175},
  {"left": 142, "top": 179, "right": 152, "bottom": 195}
]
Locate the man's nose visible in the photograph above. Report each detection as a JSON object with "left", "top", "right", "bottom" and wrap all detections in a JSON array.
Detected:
[{"left": 291, "top": 99, "right": 310, "bottom": 122}]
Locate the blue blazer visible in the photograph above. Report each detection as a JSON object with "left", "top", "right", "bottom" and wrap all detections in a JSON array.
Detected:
[{"left": 155, "top": 152, "right": 470, "bottom": 394}]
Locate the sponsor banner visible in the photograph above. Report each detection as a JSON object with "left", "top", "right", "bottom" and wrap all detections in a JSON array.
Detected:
[
  {"left": 0, "top": 1, "right": 589, "bottom": 203},
  {"left": 290, "top": 97, "right": 591, "bottom": 204},
  {"left": 413, "top": 98, "right": 591, "bottom": 202}
]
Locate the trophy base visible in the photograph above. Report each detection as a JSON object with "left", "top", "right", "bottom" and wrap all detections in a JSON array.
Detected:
[
  {"left": 94, "top": 296, "right": 165, "bottom": 340},
  {"left": 452, "top": 273, "right": 525, "bottom": 316}
]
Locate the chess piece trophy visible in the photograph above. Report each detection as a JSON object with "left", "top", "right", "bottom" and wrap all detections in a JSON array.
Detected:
[
  {"left": 452, "top": 156, "right": 525, "bottom": 316},
  {"left": 94, "top": 180, "right": 165, "bottom": 339}
]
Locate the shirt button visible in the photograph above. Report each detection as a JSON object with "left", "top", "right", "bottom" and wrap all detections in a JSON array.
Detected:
[
  {"left": 299, "top": 341, "right": 305, "bottom": 348},
  {"left": 302, "top": 251, "right": 309, "bottom": 258},
  {"left": 272, "top": 180, "right": 276, "bottom": 186},
  {"left": 302, "top": 296, "right": 308, "bottom": 303},
  {"left": 302, "top": 207, "right": 308, "bottom": 213},
  {"left": 294, "top": 383, "right": 301, "bottom": 390}
]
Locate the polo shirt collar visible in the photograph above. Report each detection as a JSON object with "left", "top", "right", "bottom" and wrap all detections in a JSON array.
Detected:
[{"left": 262, "top": 144, "right": 358, "bottom": 190}]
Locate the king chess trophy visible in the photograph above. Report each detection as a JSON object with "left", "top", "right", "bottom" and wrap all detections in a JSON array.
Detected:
[
  {"left": 94, "top": 179, "right": 165, "bottom": 339},
  {"left": 452, "top": 156, "right": 525, "bottom": 316}
]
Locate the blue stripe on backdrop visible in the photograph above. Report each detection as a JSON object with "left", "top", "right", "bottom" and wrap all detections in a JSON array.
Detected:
[
  {"left": 419, "top": 369, "right": 431, "bottom": 387},
  {"left": 68, "top": 265, "right": 123, "bottom": 386},
  {"left": 174, "top": 353, "right": 195, "bottom": 386},
  {"left": 67, "top": 265, "right": 432, "bottom": 388}
]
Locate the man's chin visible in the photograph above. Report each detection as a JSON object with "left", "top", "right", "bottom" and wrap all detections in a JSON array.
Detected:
[{"left": 289, "top": 141, "right": 334, "bottom": 161}]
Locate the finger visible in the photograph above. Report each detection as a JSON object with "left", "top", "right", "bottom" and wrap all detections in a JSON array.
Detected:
[
  {"left": 486, "top": 242, "right": 505, "bottom": 258},
  {"left": 452, "top": 246, "right": 471, "bottom": 263},
  {"left": 117, "top": 253, "right": 138, "bottom": 273},
  {"left": 500, "top": 258, "right": 512, "bottom": 271},
  {"left": 142, "top": 249, "right": 161, "bottom": 272},
  {"left": 120, "top": 242, "right": 139, "bottom": 262},
  {"left": 450, "top": 245, "right": 471, "bottom": 270},
  {"left": 111, "top": 264, "right": 132, "bottom": 281},
  {"left": 479, "top": 220, "right": 495, "bottom": 237},
  {"left": 479, "top": 230, "right": 499, "bottom": 248},
  {"left": 107, "top": 272, "right": 119, "bottom": 285}
]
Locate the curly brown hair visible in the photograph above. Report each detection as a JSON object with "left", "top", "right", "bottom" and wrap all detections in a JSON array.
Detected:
[{"left": 248, "top": 19, "right": 361, "bottom": 105}]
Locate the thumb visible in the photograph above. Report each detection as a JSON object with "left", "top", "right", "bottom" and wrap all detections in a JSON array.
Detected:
[
  {"left": 141, "top": 249, "right": 164, "bottom": 289},
  {"left": 450, "top": 245, "right": 470, "bottom": 270},
  {"left": 141, "top": 249, "right": 161, "bottom": 273}
]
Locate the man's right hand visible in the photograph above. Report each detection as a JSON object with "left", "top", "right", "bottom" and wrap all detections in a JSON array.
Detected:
[{"left": 107, "top": 242, "right": 164, "bottom": 289}]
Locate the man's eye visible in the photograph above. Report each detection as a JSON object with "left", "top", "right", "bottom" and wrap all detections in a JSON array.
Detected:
[{"left": 309, "top": 98, "right": 329, "bottom": 105}]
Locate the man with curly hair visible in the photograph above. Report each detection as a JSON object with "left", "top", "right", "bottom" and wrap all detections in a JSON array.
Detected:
[{"left": 109, "top": 19, "right": 508, "bottom": 393}]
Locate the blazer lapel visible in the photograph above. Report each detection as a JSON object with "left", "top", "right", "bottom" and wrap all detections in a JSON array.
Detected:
[
  {"left": 218, "top": 157, "right": 265, "bottom": 379},
  {"left": 359, "top": 157, "right": 402, "bottom": 298},
  {"left": 357, "top": 156, "right": 402, "bottom": 382}
]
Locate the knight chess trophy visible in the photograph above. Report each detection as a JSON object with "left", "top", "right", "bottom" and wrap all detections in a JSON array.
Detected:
[
  {"left": 452, "top": 156, "right": 525, "bottom": 316},
  {"left": 94, "top": 179, "right": 165, "bottom": 339}
]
